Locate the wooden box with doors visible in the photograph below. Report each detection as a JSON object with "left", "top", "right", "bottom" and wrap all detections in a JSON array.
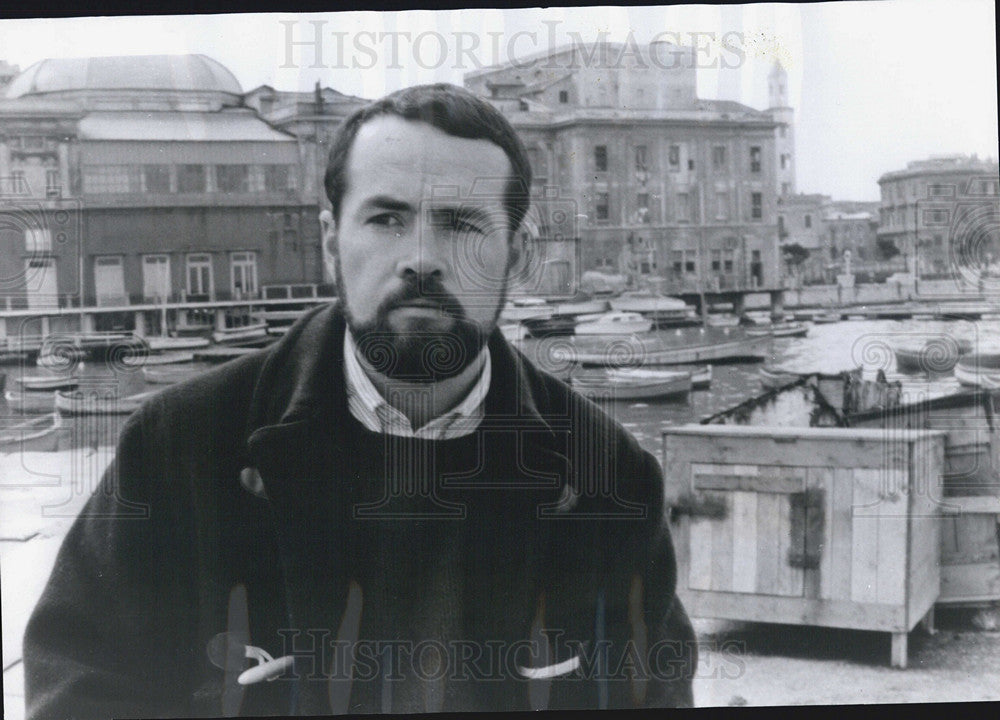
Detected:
[{"left": 661, "top": 424, "right": 946, "bottom": 668}]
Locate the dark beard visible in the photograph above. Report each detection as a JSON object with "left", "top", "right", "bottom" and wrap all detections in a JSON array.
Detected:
[{"left": 338, "top": 272, "right": 504, "bottom": 382}]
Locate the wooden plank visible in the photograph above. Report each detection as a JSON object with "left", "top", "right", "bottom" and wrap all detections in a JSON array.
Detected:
[
  {"left": 755, "top": 492, "right": 781, "bottom": 594},
  {"left": 939, "top": 561, "right": 1000, "bottom": 604},
  {"left": 876, "top": 469, "right": 908, "bottom": 606},
  {"left": 687, "top": 515, "right": 714, "bottom": 591},
  {"left": 681, "top": 590, "right": 908, "bottom": 632},
  {"left": 815, "top": 468, "right": 836, "bottom": 600},
  {"left": 776, "top": 493, "right": 805, "bottom": 597},
  {"left": 827, "top": 468, "right": 854, "bottom": 601},
  {"left": 711, "top": 494, "right": 735, "bottom": 592},
  {"left": 805, "top": 468, "right": 831, "bottom": 599},
  {"left": 851, "top": 468, "right": 881, "bottom": 604},
  {"left": 939, "top": 496, "right": 1000, "bottom": 514},
  {"left": 730, "top": 491, "right": 758, "bottom": 593},
  {"left": 694, "top": 473, "right": 803, "bottom": 494}
]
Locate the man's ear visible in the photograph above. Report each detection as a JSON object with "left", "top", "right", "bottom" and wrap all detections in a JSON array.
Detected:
[{"left": 320, "top": 209, "right": 338, "bottom": 283}]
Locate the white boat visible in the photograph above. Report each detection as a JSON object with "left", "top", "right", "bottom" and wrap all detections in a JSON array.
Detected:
[
  {"left": 954, "top": 353, "right": 1000, "bottom": 390},
  {"left": 571, "top": 331, "right": 771, "bottom": 367},
  {"left": 142, "top": 366, "right": 196, "bottom": 385},
  {"left": 549, "top": 292, "right": 609, "bottom": 317},
  {"left": 745, "top": 322, "right": 810, "bottom": 339},
  {"left": 690, "top": 365, "right": 712, "bottom": 390},
  {"left": 609, "top": 290, "right": 691, "bottom": 323},
  {"left": 0, "top": 412, "right": 64, "bottom": 453},
  {"left": 17, "top": 375, "right": 80, "bottom": 391},
  {"left": 571, "top": 367, "right": 692, "bottom": 400},
  {"left": 574, "top": 311, "right": 653, "bottom": 335},
  {"left": 3, "top": 390, "right": 56, "bottom": 414},
  {"left": 705, "top": 314, "right": 741, "bottom": 328},
  {"left": 147, "top": 336, "right": 210, "bottom": 352},
  {"left": 55, "top": 389, "right": 160, "bottom": 416},
  {"left": 123, "top": 351, "right": 195, "bottom": 367},
  {"left": 500, "top": 297, "right": 552, "bottom": 322},
  {"left": 893, "top": 338, "right": 972, "bottom": 374},
  {"left": 211, "top": 322, "right": 269, "bottom": 345}
]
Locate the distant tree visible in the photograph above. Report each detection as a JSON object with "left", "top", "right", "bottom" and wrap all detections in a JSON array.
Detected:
[{"left": 876, "top": 238, "right": 901, "bottom": 260}]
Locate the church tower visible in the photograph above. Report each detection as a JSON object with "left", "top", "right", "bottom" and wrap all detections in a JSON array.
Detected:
[{"left": 768, "top": 60, "right": 795, "bottom": 196}]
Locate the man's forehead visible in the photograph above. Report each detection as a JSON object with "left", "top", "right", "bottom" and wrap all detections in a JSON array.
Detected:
[{"left": 349, "top": 115, "right": 512, "bottom": 186}]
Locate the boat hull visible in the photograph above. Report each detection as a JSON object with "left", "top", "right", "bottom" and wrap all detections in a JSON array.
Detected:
[
  {"left": 572, "top": 333, "right": 770, "bottom": 367},
  {"left": 955, "top": 353, "right": 1000, "bottom": 389},
  {"left": 571, "top": 369, "right": 692, "bottom": 400}
]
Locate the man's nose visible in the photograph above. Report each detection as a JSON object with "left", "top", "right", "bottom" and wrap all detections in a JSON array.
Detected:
[{"left": 393, "top": 227, "right": 446, "bottom": 281}]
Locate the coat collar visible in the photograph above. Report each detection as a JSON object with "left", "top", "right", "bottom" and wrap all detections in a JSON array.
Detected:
[{"left": 244, "top": 302, "right": 558, "bottom": 457}]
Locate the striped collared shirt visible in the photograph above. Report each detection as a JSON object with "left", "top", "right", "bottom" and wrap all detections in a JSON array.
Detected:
[{"left": 343, "top": 330, "right": 491, "bottom": 440}]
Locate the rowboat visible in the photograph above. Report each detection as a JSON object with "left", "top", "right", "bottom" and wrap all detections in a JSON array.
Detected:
[
  {"left": 122, "top": 351, "right": 195, "bottom": 367},
  {"left": 705, "top": 314, "right": 741, "bottom": 328},
  {"left": 17, "top": 375, "right": 80, "bottom": 391},
  {"left": 211, "top": 322, "right": 269, "bottom": 345},
  {"left": 745, "top": 322, "right": 810, "bottom": 339},
  {"left": 609, "top": 290, "right": 689, "bottom": 322},
  {"left": 142, "top": 366, "right": 196, "bottom": 385},
  {"left": 54, "top": 389, "right": 160, "bottom": 416},
  {"left": 522, "top": 315, "right": 579, "bottom": 337},
  {"left": 893, "top": 338, "right": 972, "bottom": 374},
  {"left": 147, "top": 336, "right": 210, "bottom": 352},
  {"left": 571, "top": 367, "right": 692, "bottom": 400},
  {"left": 574, "top": 311, "right": 653, "bottom": 335},
  {"left": 690, "top": 365, "right": 712, "bottom": 390},
  {"left": 500, "top": 297, "right": 552, "bottom": 322},
  {"left": 3, "top": 390, "right": 57, "bottom": 414},
  {"left": 570, "top": 331, "right": 771, "bottom": 367},
  {"left": 954, "top": 353, "right": 1000, "bottom": 390},
  {"left": 549, "top": 291, "right": 609, "bottom": 317},
  {"left": 0, "top": 412, "right": 64, "bottom": 453}
]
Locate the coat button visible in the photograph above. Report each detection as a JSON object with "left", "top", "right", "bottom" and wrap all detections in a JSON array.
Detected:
[{"left": 239, "top": 467, "right": 268, "bottom": 499}]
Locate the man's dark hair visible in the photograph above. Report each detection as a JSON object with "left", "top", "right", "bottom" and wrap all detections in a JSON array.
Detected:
[{"left": 324, "top": 83, "right": 532, "bottom": 238}]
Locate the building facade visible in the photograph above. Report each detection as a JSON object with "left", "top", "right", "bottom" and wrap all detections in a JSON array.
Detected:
[
  {"left": 465, "top": 42, "right": 787, "bottom": 294},
  {"left": 878, "top": 154, "right": 1000, "bottom": 278},
  {"left": 0, "top": 55, "right": 361, "bottom": 331}
]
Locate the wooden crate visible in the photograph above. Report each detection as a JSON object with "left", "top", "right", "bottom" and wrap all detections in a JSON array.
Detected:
[
  {"left": 662, "top": 424, "right": 946, "bottom": 668},
  {"left": 849, "top": 391, "right": 1000, "bottom": 605}
]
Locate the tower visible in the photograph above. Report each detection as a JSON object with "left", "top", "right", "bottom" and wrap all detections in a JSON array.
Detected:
[{"left": 768, "top": 60, "right": 795, "bottom": 196}]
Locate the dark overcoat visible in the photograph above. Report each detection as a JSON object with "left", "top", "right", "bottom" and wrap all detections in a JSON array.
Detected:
[{"left": 24, "top": 303, "right": 696, "bottom": 718}]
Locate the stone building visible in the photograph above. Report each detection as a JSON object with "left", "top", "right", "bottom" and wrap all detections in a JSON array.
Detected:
[
  {"left": 878, "top": 154, "right": 1000, "bottom": 278},
  {"left": 0, "top": 54, "right": 362, "bottom": 328},
  {"left": 465, "top": 42, "right": 787, "bottom": 294}
]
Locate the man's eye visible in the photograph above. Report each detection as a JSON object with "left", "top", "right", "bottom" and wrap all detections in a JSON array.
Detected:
[{"left": 369, "top": 214, "right": 403, "bottom": 228}]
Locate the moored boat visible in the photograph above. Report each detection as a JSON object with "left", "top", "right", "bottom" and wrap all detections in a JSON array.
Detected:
[
  {"left": 500, "top": 297, "right": 551, "bottom": 322},
  {"left": 574, "top": 311, "right": 653, "bottom": 335},
  {"left": 123, "top": 351, "right": 195, "bottom": 367},
  {"left": 211, "top": 322, "right": 269, "bottom": 345},
  {"left": 745, "top": 322, "right": 810, "bottom": 339},
  {"left": 549, "top": 291, "right": 609, "bottom": 317},
  {"left": 571, "top": 367, "right": 692, "bottom": 400},
  {"left": 0, "top": 412, "right": 64, "bottom": 453},
  {"left": 55, "top": 389, "right": 160, "bottom": 416},
  {"left": 954, "top": 352, "right": 1000, "bottom": 390},
  {"left": 142, "top": 366, "right": 196, "bottom": 385},
  {"left": 147, "top": 336, "right": 210, "bottom": 352},
  {"left": 893, "top": 338, "right": 972, "bottom": 374},
  {"left": 609, "top": 290, "right": 692, "bottom": 324},
  {"left": 570, "top": 330, "right": 770, "bottom": 367},
  {"left": 17, "top": 375, "right": 80, "bottom": 391},
  {"left": 3, "top": 390, "right": 57, "bottom": 414}
]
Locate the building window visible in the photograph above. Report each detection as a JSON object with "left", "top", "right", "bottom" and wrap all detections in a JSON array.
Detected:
[
  {"left": 934, "top": 234, "right": 943, "bottom": 247},
  {"left": 716, "top": 192, "right": 729, "bottom": 220},
  {"left": 558, "top": 90, "right": 568, "bottom": 104},
  {"left": 231, "top": 251, "right": 258, "bottom": 298},
  {"left": 177, "top": 164, "right": 206, "bottom": 193},
  {"left": 186, "top": 254, "right": 214, "bottom": 298},
  {"left": 712, "top": 146, "right": 726, "bottom": 170},
  {"left": 9, "top": 170, "right": 28, "bottom": 194},
  {"left": 711, "top": 249, "right": 722, "bottom": 272},
  {"left": 676, "top": 193, "right": 689, "bottom": 222},
  {"left": 94, "top": 256, "right": 126, "bottom": 307},
  {"left": 634, "top": 145, "right": 648, "bottom": 172},
  {"left": 804, "top": 214, "right": 812, "bottom": 229},
  {"left": 25, "top": 227, "right": 51, "bottom": 253},
  {"left": 684, "top": 250, "right": 696, "bottom": 274},
  {"left": 142, "top": 254, "right": 171, "bottom": 302},
  {"left": 83, "top": 166, "right": 135, "bottom": 194},
  {"left": 216, "top": 165, "right": 250, "bottom": 193},
  {"left": 594, "top": 145, "right": 608, "bottom": 172},
  {"left": 45, "top": 169, "right": 60, "bottom": 197},
  {"left": 750, "top": 146, "right": 761, "bottom": 173},
  {"left": 671, "top": 250, "right": 683, "bottom": 274},
  {"left": 723, "top": 249, "right": 735, "bottom": 273},
  {"left": 780, "top": 154, "right": 789, "bottom": 170},
  {"left": 143, "top": 165, "right": 171, "bottom": 194},
  {"left": 778, "top": 215, "right": 785, "bottom": 234},
  {"left": 924, "top": 208, "right": 950, "bottom": 225},
  {"left": 595, "top": 192, "right": 609, "bottom": 221},
  {"left": 636, "top": 193, "right": 650, "bottom": 224},
  {"left": 688, "top": 158, "right": 695, "bottom": 171},
  {"left": 264, "top": 165, "right": 294, "bottom": 192},
  {"left": 668, "top": 144, "right": 680, "bottom": 171},
  {"left": 751, "top": 192, "right": 762, "bottom": 220}
]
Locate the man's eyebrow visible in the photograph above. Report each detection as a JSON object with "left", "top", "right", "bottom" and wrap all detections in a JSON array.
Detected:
[
  {"left": 426, "top": 204, "right": 496, "bottom": 225},
  {"left": 359, "top": 195, "right": 414, "bottom": 214}
]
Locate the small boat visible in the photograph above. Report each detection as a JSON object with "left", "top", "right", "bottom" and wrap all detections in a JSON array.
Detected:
[
  {"left": 812, "top": 311, "right": 842, "bottom": 324},
  {"left": 955, "top": 352, "right": 1000, "bottom": 390},
  {"left": 574, "top": 311, "right": 653, "bottom": 335},
  {"left": 690, "top": 365, "right": 712, "bottom": 390},
  {"left": 17, "top": 375, "right": 80, "bottom": 391},
  {"left": 54, "top": 389, "right": 160, "bottom": 416},
  {"left": 894, "top": 338, "right": 972, "bottom": 374},
  {"left": 610, "top": 290, "right": 687, "bottom": 315},
  {"left": 571, "top": 331, "right": 770, "bottom": 367},
  {"left": 522, "top": 315, "right": 578, "bottom": 337},
  {"left": 147, "top": 336, "right": 210, "bottom": 352},
  {"left": 705, "top": 314, "right": 741, "bottom": 328},
  {"left": 3, "top": 390, "right": 57, "bottom": 414},
  {"left": 211, "top": 322, "right": 269, "bottom": 345},
  {"left": 500, "top": 297, "right": 552, "bottom": 322},
  {"left": 36, "top": 352, "right": 85, "bottom": 369},
  {"left": 549, "top": 291, "right": 609, "bottom": 317},
  {"left": 759, "top": 364, "right": 801, "bottom": 389},
  {"left": 571, "top": 367, "right": 692, "bottom": 400},
  {"left": 745, "top": 322, "right": 810, "bottom": 339},
  {"left": 0, "top": 412, "right": 64, "bottom": 453},
  {"left": 123, "top": 351, "right": 195, "bottom": 367},
  {"left": 142, "top": 366, "right": 196, "bottom": 385}
]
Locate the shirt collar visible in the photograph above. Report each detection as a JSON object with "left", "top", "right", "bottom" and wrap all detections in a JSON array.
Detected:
[{"left": 343, "top": 329, "right": 491, "bottom": 439}]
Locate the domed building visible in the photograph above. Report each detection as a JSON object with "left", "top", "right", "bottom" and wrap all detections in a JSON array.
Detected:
[{"left": 0, "top": 54, "right": 358, "bottom": 335}]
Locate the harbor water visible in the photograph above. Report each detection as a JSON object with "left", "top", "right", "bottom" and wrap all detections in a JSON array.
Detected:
[{"left": 2, "top": 317, "right": 997, "bottom": 461}]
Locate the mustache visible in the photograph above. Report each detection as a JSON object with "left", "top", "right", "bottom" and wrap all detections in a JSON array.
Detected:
[{"left": 377, "top": 276, "right": 467, "bottom": 320}]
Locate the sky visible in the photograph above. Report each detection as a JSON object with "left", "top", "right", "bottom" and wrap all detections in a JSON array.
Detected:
[{"left": 0, "top": 1, "right": 996, "bottom": 202}]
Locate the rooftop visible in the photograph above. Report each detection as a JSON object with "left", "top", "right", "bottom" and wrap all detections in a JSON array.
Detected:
[{"left": 78, "top": 110, "right": 294, "bottom": 142}]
